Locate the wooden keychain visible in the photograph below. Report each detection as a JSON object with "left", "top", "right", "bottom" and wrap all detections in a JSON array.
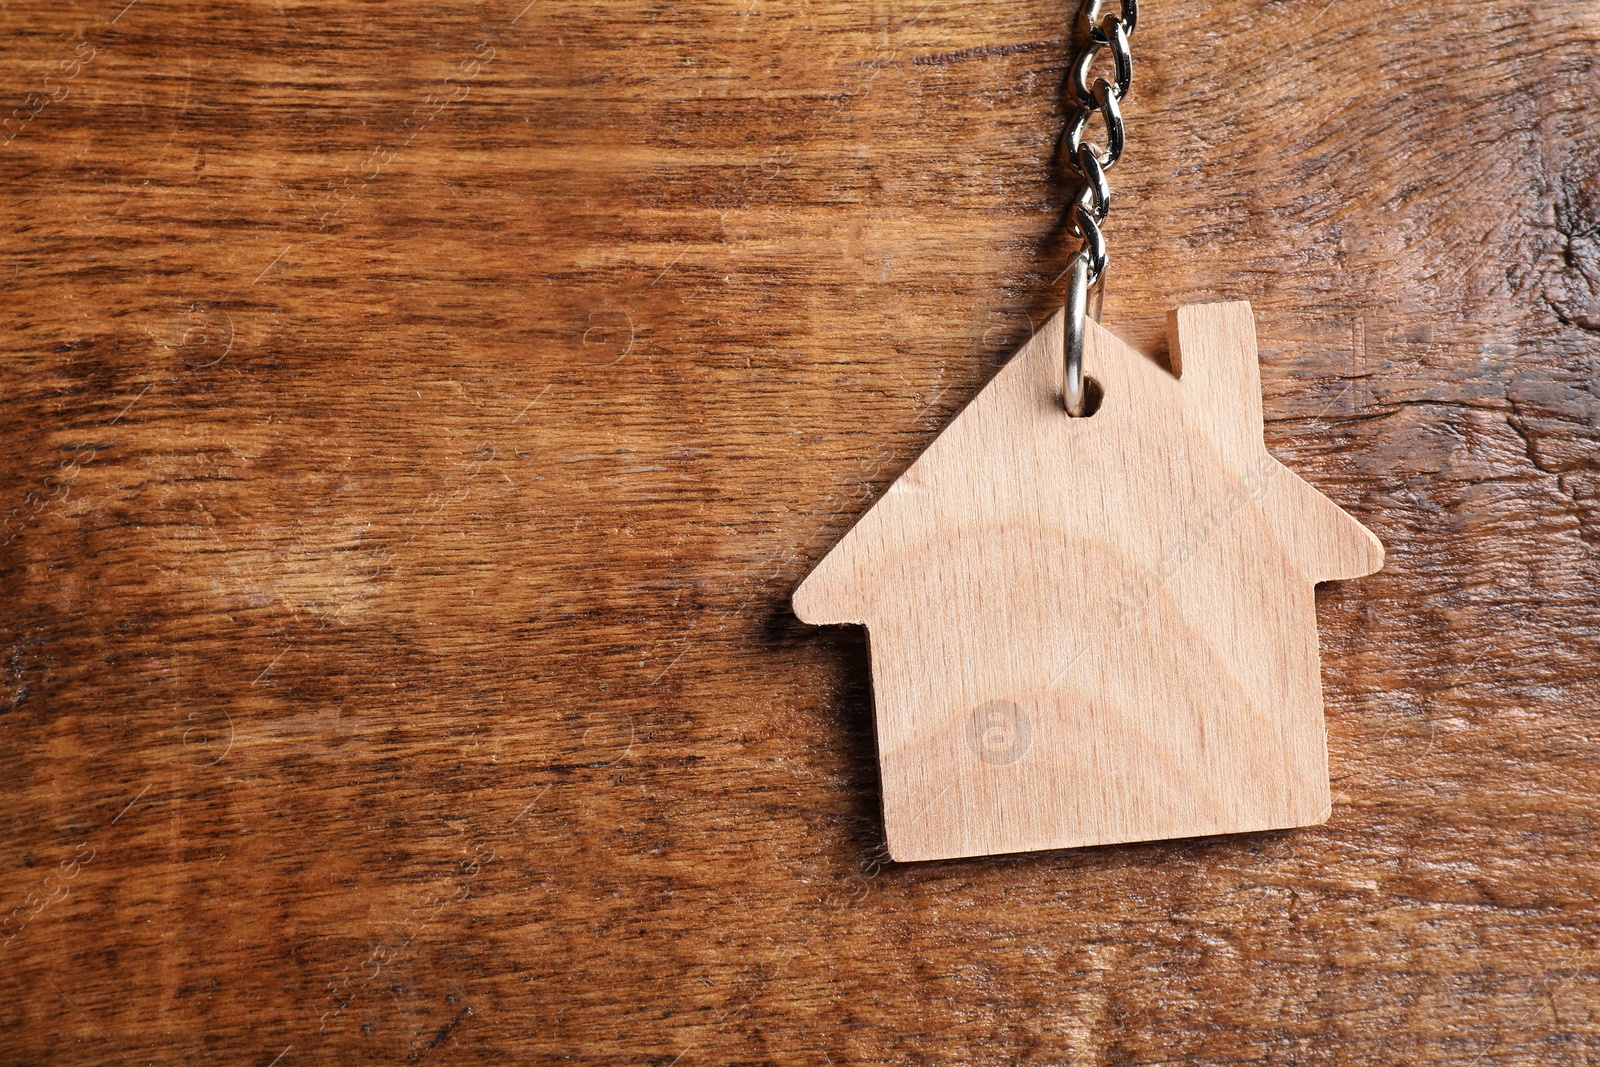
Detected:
[{"left": 793, "top": 0, "right": 1384, "bottom": 863}]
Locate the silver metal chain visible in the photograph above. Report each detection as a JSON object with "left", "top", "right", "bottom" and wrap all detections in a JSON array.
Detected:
[{"left": 1062, "top": 0, "right": 1135, "bottom": 416}]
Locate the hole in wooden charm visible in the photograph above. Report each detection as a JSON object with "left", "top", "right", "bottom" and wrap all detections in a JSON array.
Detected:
[{"left": 1068, "top": 376, "right": 1105, "bottom": 418}]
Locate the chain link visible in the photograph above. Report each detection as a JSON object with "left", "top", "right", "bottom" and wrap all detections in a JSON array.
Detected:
[
  {"left": 1062, "top": 0, "right": 1134, "bottom": 415},
  {"left": 1064, "top": 0, "right": 1134, "bottom": 287}
]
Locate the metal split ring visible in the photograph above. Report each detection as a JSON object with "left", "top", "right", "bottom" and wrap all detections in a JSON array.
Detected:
[{"left": 1064, "top": 252, "right": 1091, "bottom": 417}]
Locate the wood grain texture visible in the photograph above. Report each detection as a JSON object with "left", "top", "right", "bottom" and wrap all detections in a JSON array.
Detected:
[
  {"left": 794, "top": 303, "right": 1383, "bottom": 861},
  {"left": 0, "top": 0, "right": 1597, "bottom": 1062}
]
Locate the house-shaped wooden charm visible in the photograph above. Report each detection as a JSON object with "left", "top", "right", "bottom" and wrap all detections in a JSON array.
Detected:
[{"left": 794, "top": 301, "right": 1383, "bottom": 862}]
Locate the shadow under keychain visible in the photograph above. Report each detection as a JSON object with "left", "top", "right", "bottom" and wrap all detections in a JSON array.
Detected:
[{"left": 793, "top": 0, "right": 1384, "bottom": 862}]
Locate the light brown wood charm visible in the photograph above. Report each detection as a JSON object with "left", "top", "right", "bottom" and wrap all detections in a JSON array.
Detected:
[{"left": 794, "top": 301, "right": 1383, "bottom": 862}]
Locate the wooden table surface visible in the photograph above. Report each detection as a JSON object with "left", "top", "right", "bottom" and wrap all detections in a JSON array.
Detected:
[{"left": 2, "top": 0, "right": 1598, "bottom": 1062}]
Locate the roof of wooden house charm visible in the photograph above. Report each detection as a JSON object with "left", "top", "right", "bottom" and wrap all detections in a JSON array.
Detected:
[{"left": 793, "top": 301, "right": 1383, "bottom": 862}]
